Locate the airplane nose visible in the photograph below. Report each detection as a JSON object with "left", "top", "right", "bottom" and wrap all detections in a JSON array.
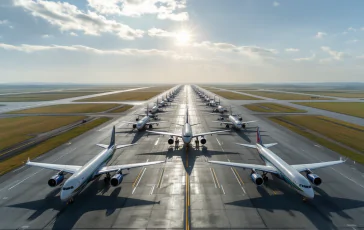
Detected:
[
  {"left": 305, "top": 188, "right": 315, "bottom": 199},
  {"left": 60, "top": 191, "right": 71, "bottom": 202}
]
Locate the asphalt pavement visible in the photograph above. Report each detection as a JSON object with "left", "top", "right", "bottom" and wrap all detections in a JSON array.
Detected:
[{"left": 0, "top": 85, "right": 364, "bottom": 229}]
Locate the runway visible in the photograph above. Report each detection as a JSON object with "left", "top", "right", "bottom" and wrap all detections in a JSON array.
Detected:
[{"left": 1, "top": 85, "right": 364, "bottom": 229}]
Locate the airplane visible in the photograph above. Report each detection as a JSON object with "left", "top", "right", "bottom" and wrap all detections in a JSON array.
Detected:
[
  {"left": 26, "top": 126, "right": 164, "bottom": 203},
  {"left": 212, "top": 104, "right": 228, "bottom": 113},
  {"left": 209, "top": 127, "right": 346, "bottom": 201},
  {"left": 121, "top": 107, "right": 165, "bottom": 131},
  {"left": 206, "top": 96, "right": 219, "bottom": 106},
  {"left": 147, "top": 107, "right": 229, "bottom": 149},
  {"left": 211, "top": 107, "right": 256, "bottom": 129}
]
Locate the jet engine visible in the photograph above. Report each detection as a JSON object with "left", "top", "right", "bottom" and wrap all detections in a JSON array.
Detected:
[
  {"left": 225, "top": 124, "right": 230, "bottom": 128},
  {"left": 132, "top": 124, "right": 137, "bottom": 129},
  {"left": 238, "top": 117, "right": 243, "bottom": 121},
  {"left": 48, "top": 174, "right": 64, "bottom": 187},
  {"left": 149, "top": 124, "right": 153, "bottom": 129},
  {"left": 110, "top": 174, "right": 124, "bottom": 187},
  {"left": 242, "top": 124, "right": 246, "bottom": 129},
  {"left": 168, "top": 138, "right": 174, "bottom": 145},
  {"left": 250, "top": 173, "right": 264, "bottom": 186},
  {"left": 200, "top": 138, "right": 206, "bottom": 145},
  {"left": 307, "top": 173, "right": 322, "bottom": 186}
]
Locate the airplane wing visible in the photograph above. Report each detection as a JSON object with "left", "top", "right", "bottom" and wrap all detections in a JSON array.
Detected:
[
  {"left": 291, "top": 159, "right": 346, "bottom": 172},
  {"left": 209, "top": 160, "right": 278, "bottom": 174},
  {"left": 193, "top": 130, "right": 230, "bottom": 138},
  {"left": 212, "top": 121, "right": 233, "bottom": 125},
  {"left": 26, "top": 159, "right": 81, "bottom": 174},
  {"left": 146, "top": 130, "right": 183, "bottom": 137},
  {"left": 146, "top": 121, "right": 167, "bottom": 125},
  {"left": 242, "top": 120, "right": 257, "bottom": 124},
  {"left": 119, "top": 121, "right": 136, "bottom": 125},
  {"left": 97, "top": 161, "right": 165, "bottom": 175}
]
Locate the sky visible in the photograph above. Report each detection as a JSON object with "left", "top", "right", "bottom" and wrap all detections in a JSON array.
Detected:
[{"left": 1, "top": 0, "right": 364, "bottom": 84}]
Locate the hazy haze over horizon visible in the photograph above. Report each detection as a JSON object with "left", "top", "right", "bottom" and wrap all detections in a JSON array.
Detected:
[{"left": 1, "top": 0, "right": 364, "bottom": 83}]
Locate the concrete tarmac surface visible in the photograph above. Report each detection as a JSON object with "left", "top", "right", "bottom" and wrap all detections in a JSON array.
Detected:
[{"left": 0, "top": 85, "right": 364, "bottom": 229}]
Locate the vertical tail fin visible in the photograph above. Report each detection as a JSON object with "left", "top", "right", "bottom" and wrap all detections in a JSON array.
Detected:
[
  {"left": 147, "top": 104, "right": 149, "bottom": 116},
  {"left": 109, "top": 126, "right": 116, "bottom": 147},
  {"left": 257, "top": 127, "right": 263, "bottom": 145},
  {"left": 186, "top": 107, "right": 189, "bottom": 124}
]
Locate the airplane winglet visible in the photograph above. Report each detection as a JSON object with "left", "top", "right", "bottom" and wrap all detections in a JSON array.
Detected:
[{"left": 27, "top": 157, "right": 30, "bottom": 163}]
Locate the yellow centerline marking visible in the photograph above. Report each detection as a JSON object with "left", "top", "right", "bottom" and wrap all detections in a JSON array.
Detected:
[
  {"left": 185, "top": 171, "right": 190, "bottom": 230},
  {"left": 233, "top": 168, "right": 245, "bottom": 185},
  {"left": 132, "top": 168, "right": 144, "bottom": 187},
  {"left": 157, "top": 168, "right": 164, "bottom": 188},
  {"left": 211, "top": 168, "right": 220, "bottom": 188}
]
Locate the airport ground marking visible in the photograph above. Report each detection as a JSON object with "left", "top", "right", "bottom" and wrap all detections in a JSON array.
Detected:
[
  {"left": 154, "top": 138, "right": 159, "bottom": 146},
  {"left": 220, "top": 184, "right": 226, "bottom": 195},
  {"left": 157, "top": 168, "right": 165, "bottom": 188},
  {"left": 211, "top": 168, "right": 220, "bottom": 188},
  {"left": 231, "top": 168, "right": 246, "bottom": 194},
  {"left": 185, "top": 171, "right": 190, "bottom": 230},
  {"left": 210, "top": 168, "right": 217, "bottom": 188},
  {"left": 150, "top": 184, "right": 155, "bottom": 195},
  {"left": 132, "top": 168, "right": 146, "bottom": 194}
]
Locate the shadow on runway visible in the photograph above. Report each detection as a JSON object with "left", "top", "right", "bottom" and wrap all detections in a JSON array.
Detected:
[
  {"left": 138, "top": 145, "right": 238, "bottom": 175},
  {"left": 8, "top": 178, "right": 159, "bottom": 230},
  {"left": 225, "top": 187, "right": 363, "bottom": 230}
]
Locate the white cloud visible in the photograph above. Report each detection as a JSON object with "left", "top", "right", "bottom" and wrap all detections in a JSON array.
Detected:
[
  {"left": 70, "top": 32, "right": 78, "bottom": 36},
  {"left": 273, "top": 1, "right": 280, "bottom": 7},
  {"left": 0, "top": 42, "right": 203, "bottom": 60},
  {"left": 41, "top": 34, "right": 52, "bottom": 38},
  {"left": 148, "top": 28, "right": 175, "bottom": 38},
  {"left": 0, "top": 20, "right": 9, "bottom": 25},
  {"left": 193, "top": 41, "right": 278, "bottom": 59},
  {"left": 315, "top": 32, "right": 327, "bottom": 39},
  {"left": 346, "top": 39, "right": 359, "bottom": 43},
  {"left": 293, "top": 53, "right": 315, "bottom": 62},
  {"left": 348, "top": 27, "right": 357, "bottom": 32},
  {"left": 14, "top": 0, "right": 144, "bottom": 40},
  {"left": 87, "top": 0, "right": 188, "bottom": 21},
  {"left": 320, "top": 46, "right": 348, "bottom": 62},
  {"left": 285, "top": 48, "right": 299, "bottom": 52}
]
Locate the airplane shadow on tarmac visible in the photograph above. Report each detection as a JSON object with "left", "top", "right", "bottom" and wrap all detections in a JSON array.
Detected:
[
  {"left": 137, "top": 143, "right": 239, "bottom": 175},
  {"left": 8, "top": 177, "right": 159, "bottom": 230},
  {"left": 226, "top": 176, "right": 362, "bottom": 230}
]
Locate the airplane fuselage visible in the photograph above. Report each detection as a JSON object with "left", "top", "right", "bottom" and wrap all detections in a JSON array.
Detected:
[
  {"left": 256, "top": 144, "right": 314, "bottom": 199},
  {"left": 136, "top": 116, "right": 150, "bottom": 130},
  {"left": 61, "top": 146, "right": 116, "bottom": 201},
  {"left": 228, "top": 115, "right": 242, "bottom": 129},
  {"left": 182, "top": 123, "right": 193, "bottom": 144}
]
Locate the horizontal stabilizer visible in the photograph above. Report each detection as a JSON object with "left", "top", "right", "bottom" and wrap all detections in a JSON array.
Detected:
[
  {"left": 116, "top": 143, "right": 136, "bottom": 149},
  {"left": 263, "top": 143, "right": 278, "bottom": 148},
  {"left": 235, "top": 143, "right": 257, "bottom": 149},
  {"left": 96, "top": 144, "right": 109, "bottom": 149}
]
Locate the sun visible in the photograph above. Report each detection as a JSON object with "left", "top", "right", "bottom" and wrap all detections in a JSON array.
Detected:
[{"left": 175, "top": 30, "right": 191, "bottom": 45}]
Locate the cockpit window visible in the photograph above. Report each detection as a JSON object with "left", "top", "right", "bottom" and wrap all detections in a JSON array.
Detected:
[
  {"left": 62, "top": 186, "right": 74, "bottom": 190},
  {"left": 299, "top": 184, "right": 311, "bottom": 188}
]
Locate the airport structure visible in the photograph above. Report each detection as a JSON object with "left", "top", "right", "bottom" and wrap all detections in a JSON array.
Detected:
[{"left": 0, "top": 85, "right": 363, "bottom": 230}]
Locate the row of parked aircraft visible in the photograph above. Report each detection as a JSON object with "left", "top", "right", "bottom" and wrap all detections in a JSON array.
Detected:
[{"left": 26, "top": 85, "right": 346, "bottom": 204}]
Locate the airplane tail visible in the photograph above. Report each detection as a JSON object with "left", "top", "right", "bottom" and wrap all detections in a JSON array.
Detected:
[
  {"left": 109, "top": 126, "right": 116, "bottom": 147},
  {"left": 256, "top": 127, "right": 277, "bottom": 148}
]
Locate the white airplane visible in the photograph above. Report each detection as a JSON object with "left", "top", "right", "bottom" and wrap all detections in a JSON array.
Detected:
[
  {"left": 26, "top": 126, "right": 164, "bottom": 203},
  {"left": 209, "top": 127, "right": 346, "bottom": 200},
  {"left": 212, "top": 113, "right": 256, "bottom": 130},
  {"left": 147, "top": 108, "right": 229, "bottom": 149},
  {"left": 121, "top": 108, "right": 165, "bottom": 131},
  {"left": 212, "top": 104, "right": 228, "bottom": 113}
]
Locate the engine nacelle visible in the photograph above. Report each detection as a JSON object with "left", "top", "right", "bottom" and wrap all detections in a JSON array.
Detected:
[
  {"left": 250, "top": 173, "right": 264, "bottom": 186},
  {"left": 200, "top": 138, "right": 206, "bottom": 145},
  {"left": 242, "top": 124, "right": 246, "bottom": 129},
  {"left": 48, "top": 174, "right": 64, "bottom": 187},
  {"left": 307, "top": 173, "right": 322, "bottom": 186},
  {"left": 225, "top": 124, "right": 230, "bottom": 128},
  {"left": 132, "top": 124, "right": 137, "bottom": 129},
  {"left": 110, "top": 174, "right": 124, "bottom": 187},
  {"left": 136, "top": 118, "right": 139, "bottom": 121},
  {"left": 168, "top": 138, "right": 174, "bottom": 145},
  {"left": 149, "top": 124, "right": 153, "bottom": 129}
]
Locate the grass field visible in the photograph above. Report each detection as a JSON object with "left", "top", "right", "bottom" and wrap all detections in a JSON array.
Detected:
[
  {"left": 0, "top": 92, "right": 105, "bottom": 102},
  {"left": 0, "top": 117, "right": 111, "bottom": 175},
  {"left": 108, "top": 105, "right": 133, "bottom": 113},
  {"left": 8, "top": 104, "right": 120, "bottom": 114},
  {"left": 295, "top": 102, "right": 364, "bottom": 119},
  {"left": 0, "top": 116, "right": 86, "bottom": 151},
  {"left": 78, "top": 86, "right": 172, "bottom": 102},
  {"left": 239, "top": 91, "right": 331, "bottom": 100},
  {"left": 270, "top": 115, "right": 364, "bottom": 163},
  {"left": 244, "top": 103, "right": 306, "bottom": 113},
  {"left": 207, "top": 90, "right": 260, "bottom": 100},
  {"left": 300, "top": 91, "right": 364, "bottom": 98}
]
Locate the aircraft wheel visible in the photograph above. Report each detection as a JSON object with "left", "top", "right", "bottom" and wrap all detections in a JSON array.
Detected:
[{"left": 263, "top": 176, "right": 268, "bottom": 181}]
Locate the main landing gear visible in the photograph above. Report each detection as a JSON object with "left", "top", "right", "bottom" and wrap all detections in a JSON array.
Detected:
[
  {"left": 104, "top": 173, "right": 111, "bottom": 184},
  {"left": 195, "top": 138, "right": 199, "bottom": 148},
  {"left": 67, "top": 197, "right": 74, "bottom": 204},
  {"left": 262, "top": 173, "right": 269, "bottom": 182}
]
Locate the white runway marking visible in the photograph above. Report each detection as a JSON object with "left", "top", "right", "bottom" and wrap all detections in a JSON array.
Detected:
[
  {"left": 221, "top": 184, "right": 226, "bottom": 195},
  {"left": 150, "top": 185, "right": 155, "bottom": 195},
  {"left": 210, "top": 168, "right": 217, "bottom": 188},
  {"left": 132, "top": 168, "right": 146, "bottom": 194},
  {"left": 154, "top": 138, "right": 159, "bottom": 145}
]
